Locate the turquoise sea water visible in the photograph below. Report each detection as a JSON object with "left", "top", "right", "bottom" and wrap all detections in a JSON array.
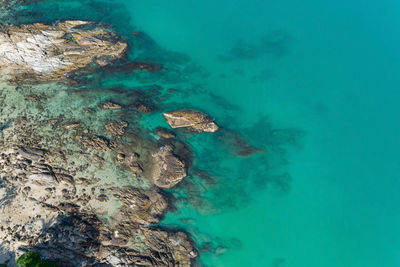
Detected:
[{"left": 12, "top": 0, "right": 400, "bottom": 266}]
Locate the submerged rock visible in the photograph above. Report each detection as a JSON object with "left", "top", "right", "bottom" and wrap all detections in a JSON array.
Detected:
[
  {"left": 156, "top": 127, "right": 176, "bottom": 139},
  {"left": 105, "top": 121, "right": 128, "bottom": 135},
  {"left": 151, "top": 145, "right": 187, "bottom": 188},
  {"left": 0, "top": 20, "right": 127, "bottom": 82},
  {"left": 163, "top": 109, "right": 219, "bottom": 133},
  {"left": 77, "top": 135, "right": 112, "bottom": 151}
]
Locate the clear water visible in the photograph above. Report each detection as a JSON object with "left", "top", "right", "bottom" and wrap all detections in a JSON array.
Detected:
[{"left": 12, "top": 0, "right": 400, "bottom": 266}]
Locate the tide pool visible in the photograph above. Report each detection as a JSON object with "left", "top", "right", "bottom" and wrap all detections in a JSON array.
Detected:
[{"left": 9, "top": 0, "right": 400, "bottom": 266}]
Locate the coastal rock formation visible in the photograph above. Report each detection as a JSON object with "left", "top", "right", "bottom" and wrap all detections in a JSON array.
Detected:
[
  {"left": 163, "top": 109, "right": 219, "bottom": 133},
  {"left": 0, "top": 20, "right": 127, "bottom": 82},
  {"left": 112, "top": 186, "right": 168, "bottom": 225},
  {"left": 0, "top": 9, "right": 198, "bottom": 267},
  {"left": 0, "top": 145, "right": 196, "bottom": 266},
  {"left": 151, "top": 145, "right": 187, "bottom": 188}
]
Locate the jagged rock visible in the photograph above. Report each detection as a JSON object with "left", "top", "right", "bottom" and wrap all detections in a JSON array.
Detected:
[
  {"left": 156, "top": 127, "right": 176, "bottom": 139},
  {"left": 77, "top": 135, "right": 112, "bottom": 151},
  {"left": 16, "top": 146, "right": 45, "bottom": 161},
  {"left": 99, "top": 101, "right": 122, "bottom": 110},
  {"left": 0, "top": 20, "right": 127, "bottom": 82},
  {"left": 151, "top": 145, "right": 186, "bottom": 188},
  {"left": 163, "top": 109, "right": 219, "bottom": 133},
  {"left": 105, "top": 121, "right": 127, "bottom": 135},
  {"left": 142, "top": 228, "right": 197, "bottom": 267},
  {"left": 113, "top": 187, "right": 168, "bottom": 224}
]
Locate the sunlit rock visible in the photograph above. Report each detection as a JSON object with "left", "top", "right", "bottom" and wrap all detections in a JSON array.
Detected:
[
  {"left": 163, "top": 109, "right": 219, "bottom": 133},
  {"left": 0, "top": 20, "right": 127, "bottom": 82}
]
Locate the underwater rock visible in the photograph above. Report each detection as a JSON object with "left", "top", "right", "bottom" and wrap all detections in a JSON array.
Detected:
[
  {"left": 156, "top": 127, "right": 176, "bottom": 139},
  {"left": 130, "top": 100, "right": 155, "bottom": 113},
  {"left": 103, "top": 61, "right": 163, "bottom": 73},
  {"left": 105, "top": 121, "right": 128, "bottom": 135},
  {"left": 77, "top": 135, "right": 112, "bottom": 151},
  {"left": 151, "top": 145, "right": 187, "bottom": 188},
  {"left": 163, "top": 109, "right": 219, "bottom": 133},
  {"left": 0, "top": 20, "right": 127, "bottom": 82}
]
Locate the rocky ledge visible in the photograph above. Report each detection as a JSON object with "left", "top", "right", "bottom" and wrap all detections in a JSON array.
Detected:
[
  {"left": 0, "top": 20, "right": 127, "bottom": 82},
  {"left": 163, "top": 109, "right": 219, "bottom": 133}
]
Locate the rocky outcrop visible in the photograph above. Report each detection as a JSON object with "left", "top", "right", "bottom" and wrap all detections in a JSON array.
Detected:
[
  {"left": 151, "top": 145, "right": 187, "bottom": 188},
  {"left": 112, "top": 187, "right": 168, "bottom": 225},
  {"left": 0, "top": 20, "right": 127, "bottom": 82},
  {"left": 142, "top": 228, "right": 197, "bottom": 266},
  {"left": 163, "top": 109, "right": 219, "bottom": 133},
  {"left": 99, "top": 101, "right": 122, "bottom": 110},
  {"left": 0, "top": 146, "right": 196, "bottom": 266},
  {"left": 0, "top": 10, "right": 198, "bottom": 267}
]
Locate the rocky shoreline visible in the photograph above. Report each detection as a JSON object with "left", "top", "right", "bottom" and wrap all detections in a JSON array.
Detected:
[{"left": 0, "top": 18, "right": 221, "bottom": 266}]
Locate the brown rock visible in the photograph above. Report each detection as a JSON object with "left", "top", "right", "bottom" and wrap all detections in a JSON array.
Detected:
[
  {"left": 142, "top": 228, "right": 197, "bottom": 267},
  {"left": 163, "top": 109, "right": 219, "bottom": 133},
  {"left": 0, "top": 20, "right": 127, "bottom": 82},
  {"left": 151, "top": 145, "right": 186, "bottom": 188},
  {"left": 113, "top": 187, "right": 168, "bottom": 224},
  {"left": 62, "top": 122, "right": 81, "bottom": 129},
  {"left": 99, "top": 101, "right": 122, "bottom": 110},
  {"left": 78, "top": 135, "right": 112, "bottom": 151},
  {"left": 117, "top": 153, "right": 125, "bottom": 160},
  {"left": 105, "top": 121, "right": 127, "bottom": 135}
]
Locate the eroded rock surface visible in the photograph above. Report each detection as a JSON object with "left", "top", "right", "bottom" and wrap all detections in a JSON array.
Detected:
[
  {"left": 163, "top": 109, "right": 219, "bottom": 133},
  {"left": 105, "top": 121, "right": 128, "bottom": 135},
  {"left": 0, "top": 20, "right": 127, "bottom": 82},
  {"left": 151, "top": 145, "right": 187, "bottom": 189},
  {"left": 0, "top": 144, "right": 196, "bottom": 266}
]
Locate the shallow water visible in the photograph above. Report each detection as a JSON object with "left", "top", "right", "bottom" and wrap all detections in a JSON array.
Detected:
[{"left": 7, "top": 0, "right": 400, "bottom": 266}]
